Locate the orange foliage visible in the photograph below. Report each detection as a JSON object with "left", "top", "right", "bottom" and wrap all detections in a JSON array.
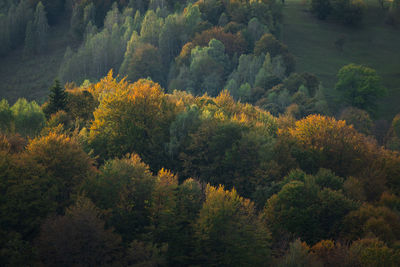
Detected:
[
  {"left": 176, "top": 42, "right": 195, "bottom": 66},
  {"left": 191, "top": 27, "right": 248, "bottom": 56},
  {"left": 287, "top": 114, "right": 372, "bottom": 176},
  {"left": 287, "top": 114, "right": 400, "bottom": 197}
]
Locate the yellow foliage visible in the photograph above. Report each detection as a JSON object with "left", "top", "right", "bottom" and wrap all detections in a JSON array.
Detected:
[
  {"left": 157, "top": 168, "right": 178, "bottom": 187},
  {"left": 288, "top": 114, "right": 361, "bottom": 152}
]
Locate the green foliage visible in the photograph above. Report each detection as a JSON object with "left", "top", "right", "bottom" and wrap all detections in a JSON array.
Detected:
[
  {"left": 0, "top": 143, "right": 58, "bottom": 241},
  {"left": 336, "top": 64, "right": 386, "bottom": 114},
  {"left": 82, "top": 154, "right": 155, "bottom": 242},
  {"left": 311, "top": 0, "right": 365, "bottom": 25},
  {"left": 343, "top": 204, "right": 400, "bottom": 244},
  {"left": 0, "top": 0, "right": 33, "bottom": 56},
  {"left": 23, "top": 20, "right": 35, "bottom": 55},
  {"left": 0, "top": 99, "right": 13, "bottom": 133},
  {"left": 25, "top": 131, "right": 95, "bottom": 211},
  {"left": 140, "top": 10, "right": 163, "bottom": 46},
  {"left": 36, "top": 196, "right": 123, "bottom": 266},
  {"left": 349, "top": 238, "right": 400, "bottom": 266},
  {"left": 125, "top": 43, "right": 164, "bottom": 85},
  {"left": 11, "top": 98, "right": 45, "bottom": 137},
  {"left": 311, "top": 0, "right": 332, "bottom": 20},
  {"left": 3, "top": 2, "right": 400, "bottom": 264},
  {"left": 60, "top": 6, "right": 129, "bottom": 83},
  {"left": 32, "top": 1, "right": 49, "bottom": 53},
  {"left": 278, "top": 239, "right": 322, "bottom": 267},
  {"left": 195, "top": 185, "right": 271, "bottom": 266},
  {"left": 89, "top": 75, "right": 175, "bottom": 170},
  {"left": 264, "top": 170, "right": 357, "bottom": 244},
  {"left": 43, "top": 80, "right": 68, "bottom": 118},
  {"left": 339, "top": 106, "right": 373, "bottom": 135},
  {"left": 331, "top": 0, "right": 365, "bottom": 25}
]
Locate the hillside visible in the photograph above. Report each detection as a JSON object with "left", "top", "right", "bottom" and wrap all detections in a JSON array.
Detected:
[
  {"left": 0, "top": 14, "right": 74, "bottom": 104},
  {"left": 1, "top": 1, "right": 400, "bottom": 266},
  {"left": 282, "top": 0, "right": 400, "bottom": 119}
]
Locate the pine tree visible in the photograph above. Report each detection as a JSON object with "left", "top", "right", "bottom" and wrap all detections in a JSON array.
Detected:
[
  {"left": 44, "top": 80, "right": 68, "bottom": 118},
  {"left": 24, "top": 20, "right": 35, "bottom": 55},
  {"left": 33, "top": 2, "right": 49, "bottom": 53}
]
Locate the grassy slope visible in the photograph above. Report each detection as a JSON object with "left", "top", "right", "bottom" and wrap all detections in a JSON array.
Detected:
[
  {"left": 0, "top": 15, "right": 75, "bottom": 104},
  {"left": 281, "top": 0, "right": 400, "bottom": 120}
]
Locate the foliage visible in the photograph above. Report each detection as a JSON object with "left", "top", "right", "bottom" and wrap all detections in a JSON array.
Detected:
[
  {"left": 82, "top": 154, "right": 155, "bottom": 242},
  {"left": 26, "top": 131, "right": 95, "bottom": 210},
  {"left": 195, "top": 185, "right": 271, "bottom": 266},
  {"left": 2, "top": 1, "right": 400, "bottom": 265},
  {"left": 311, "top": 0, "right": 332, "bottom": 20},
  {"left": 335, "top": 64, "right": 386, "bottom": 114},
  {"left": 342, "top": 203, "right": 400, "bottom": 244},
  {"left": 0, "top": 99, "right": 13, "bottom": 133},
  {"left": 278, "top": 239, "right": 322, "bottom": 267},
  {"left": 125, "top": 43, "right": 164, "bottom": 85},
  {"left": 311, "top": 0, "right": 365, "bottom": 25},
  {"left": 43, "top": 80, "right": 68, "bottom": 118},
  {"left": 331, "top": 0, "right": 365, "bottom": 25},
  {"left": 264, "top": 172, "right": 357, "bottom": 244},
  {"left": 10, "top": 98, "right": 45, "bottom": 137},
  {"left": 339, "top": 106, "right": 373, "bottom": 135},
  {"left": 36, "top": 196, "right": 123, "bottom": 266},
  {"left": 89, "top": 73, "right": 175, "bottom": 169},
  {"left": 288, "top": 114, "right": 369, "bottom": 176},
  {"left": 349, "top": 238, "right": 400, "bottom": 266}
]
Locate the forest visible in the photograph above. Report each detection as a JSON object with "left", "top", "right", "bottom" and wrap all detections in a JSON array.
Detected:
[{"left": 1, "top": 0, "right": 400, "bottom": 266}]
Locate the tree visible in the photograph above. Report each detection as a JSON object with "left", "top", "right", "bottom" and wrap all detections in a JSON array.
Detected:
[
  {"left": 288, "top": 114, "right": 370, "bottom": 176},
  {"left": 43, "top": 80, "right": 68, "bottom": 118},
  {"left": 140, "top": 10, "right": 163, "bottom": 46},
  {"left": 0, "top": 138, "right": 58, "bottom": 242},
  {"left": 11, "top": 98, "right": 45, "bottom": 137},
  {"left": 342, "top": 204, "right": 400, "bottom": 244},
  {"left": 335, "top": 64, "right": 386, "bottom": 114},
  {"left": 25, "top": 131, "right": 95, "bottom": 211},
  {"left": 167, "top": 178, "right": 203, "bottom": 265},
  {"left": 187, "top": 39, "right": 228, "bottom": 96},
  {"left": 0, "top": 99, "right": 13, "bottom": 134},
  {"left": 278, "top": 239, "right": 322, "bottom": 267},
  {"left": 158, "top": 14, "right": 183, "bottom": 68},
  {"left": 331, "top": 0, "right": 365, "bottom": 25},
  {"left": 254, "top": 33, "right": 288, "bottom": 57},
  {"left": 264, "top": 170, "right": 357, "bottom": 244},
  {"left": 339, "top": 107, "right": 373, "bottom": 135},
  {"left": 36, "top": 197, "right": 123, "bottom": 266},
  {"left": 23, "top": 20, "right": 35, "bottom": 55},
  {"left": 311, "top": 0, "right": 332, "bottom": 20},
  {"left": 82, "top": 154, "right": 155, "bottom": 242},
  {"left": 125, "top": 43, "right": 164, "bottom": 85},
  {"left": 194, "top": 185, "right": 271, "bottom": 266},
  {"left": 89, "top": 74, "right": 175, "bottom": 170},
  {"left": 33, "top": 1, "right": 49, "bottom": 53},
  {"left": 191, "top": 27, "right": 248, "bottom": 56},
  {"left": 349, "top": 238, "right": 400, "bottom": 266}
]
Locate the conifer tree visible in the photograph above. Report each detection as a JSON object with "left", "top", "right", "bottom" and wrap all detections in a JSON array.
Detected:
[
  {"left": 43, "top": 80, "right": 68, "bottom": 118},
  {"left": 23, "top": 20, "right": 35, "bottom": 55},
  {"left": 33, "top": 2, "right": 49, "bottom": 53}
]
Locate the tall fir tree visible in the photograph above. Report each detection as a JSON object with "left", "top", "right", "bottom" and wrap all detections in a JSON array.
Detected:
[
  {"left": 33, "top": 2, "right": 49, "bottom": 53},
  {"left": 43, "top": 80, "right": 68, "bottom": 118},
  {"left": 24, "top": 20, "right": 35, "bottom": 55}
]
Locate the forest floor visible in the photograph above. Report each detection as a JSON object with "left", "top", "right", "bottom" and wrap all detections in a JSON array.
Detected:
[
  {"left": 0, "top": 14, "right": 76, "bottom": 104},
  {"left": 282, "top": 0, "right": 400, "bottom": 120}
]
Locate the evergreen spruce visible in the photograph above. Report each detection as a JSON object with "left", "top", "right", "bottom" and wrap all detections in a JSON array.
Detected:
[
  {"left": 44, "top": 80, "right": 68, "bottom": 118},
  {"left": 24, "top": 20, "right": 35, "bottom": 55},
  {"left": 33, "top": 2, "right": 49, "bottom": 53}
]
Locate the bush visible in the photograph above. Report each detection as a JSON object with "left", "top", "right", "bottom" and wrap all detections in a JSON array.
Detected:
[{"left": 311, "top": 0, "right": 332, "bottom": 20}]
